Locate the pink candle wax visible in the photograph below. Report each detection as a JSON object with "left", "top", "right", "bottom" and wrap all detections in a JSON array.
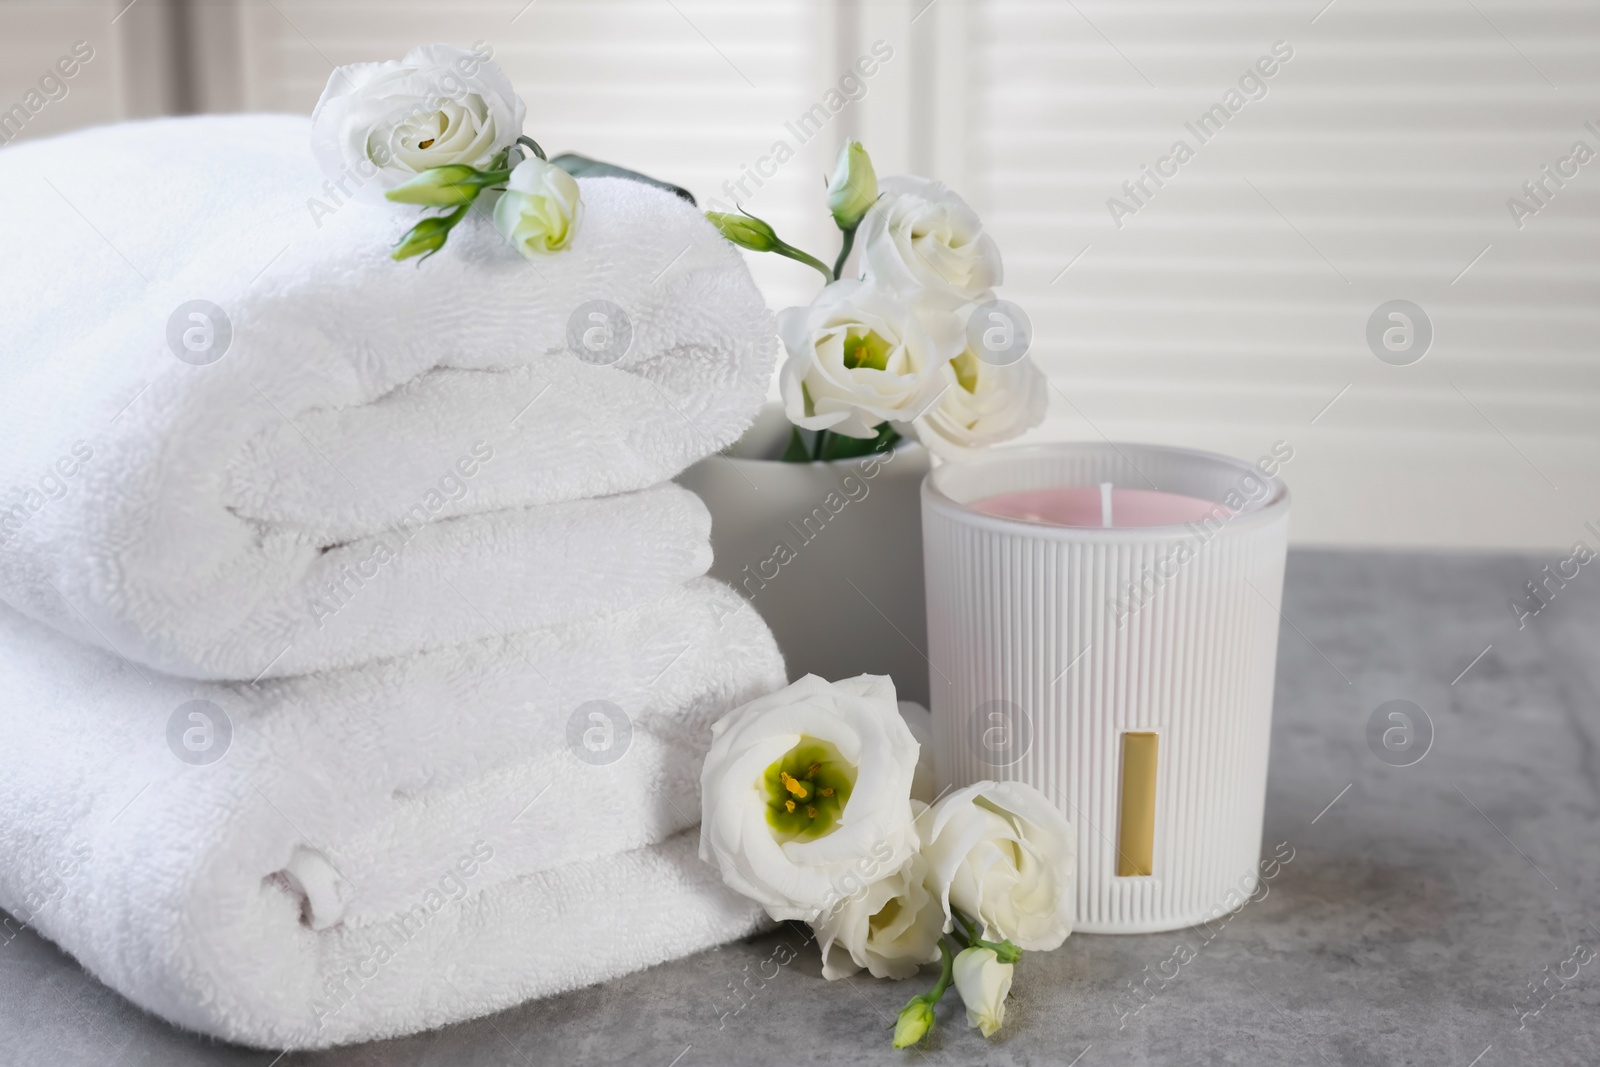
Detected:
[{"left": 973, "top": 485, "right": 1228, "bottom": 529}]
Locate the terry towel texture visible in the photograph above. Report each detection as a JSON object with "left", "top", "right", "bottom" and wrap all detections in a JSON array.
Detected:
[
  {"left": 0, "top": 580, "right": 783, "bottom": 1048},
  {"left": 0, "top": 114, "right": 777, "bottom": 680}
]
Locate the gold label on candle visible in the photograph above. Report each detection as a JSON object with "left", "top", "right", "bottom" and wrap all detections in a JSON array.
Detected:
[{"left": 1116, "top": 731, "right": 1159, "bottom": 877}]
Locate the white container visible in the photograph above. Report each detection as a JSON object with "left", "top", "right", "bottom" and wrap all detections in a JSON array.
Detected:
[
  {"left": 677, "top": 404, "right": 932, "bottom": 706},
  {"left": 922, "top": 442, "right": 1291, "bottom": 934}
]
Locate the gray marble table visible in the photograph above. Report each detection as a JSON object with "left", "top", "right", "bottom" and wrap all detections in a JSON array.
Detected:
[{"left": 4, "top": 549, "right": 1598, "bottom": 1066}]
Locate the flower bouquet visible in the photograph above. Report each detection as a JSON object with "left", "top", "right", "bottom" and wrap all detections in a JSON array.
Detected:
[
  {"left": 700, "top": 674, "right": 1077, "bottom": 1047},
  {"left": 706, "top": 140, "right": 1049, "bottom": 463}
]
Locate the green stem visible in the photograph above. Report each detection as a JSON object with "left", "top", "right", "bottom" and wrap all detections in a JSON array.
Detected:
[
  {"left": 950, "top": 910, "right": 1021, "bottom": 964},
  {"left": 832, "top": 224, "right": 858, "bottom": 281},
  {"left": 927, "top": 938, "right": 957, "bottom": 1002},
  {"left": 773, "top": 243, "right": 836, "bottom": 284},
  {"left": 891, "top": 940, "right": 959, "bottom": 1049}
]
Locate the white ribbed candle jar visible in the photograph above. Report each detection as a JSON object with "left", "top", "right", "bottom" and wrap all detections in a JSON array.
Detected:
[{"left": 922, "top": 443, "right": 1291, "bottom": 934}]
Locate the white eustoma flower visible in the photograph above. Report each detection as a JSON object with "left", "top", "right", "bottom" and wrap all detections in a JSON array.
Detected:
[
  {"left": 953, "top": 946, "right": 1014, "bottom": 1038},
  {"left": 311, "top": 43, "right": 525, "bottom": 202},
  {"left": 919, "top": 780, "right": 1076, "bottom": 951},
  {"left": 913, "top": 344, "right": 1048, "bottom": 460},
  {"left": 778, "top": 280, "right": 964, "bottom": 440},
  {"left": 858, "top": 175, "right": 1002, "bottom": 308},
  {"left": 812, "top": 821, "right": 943, "bottom": 980},
  {"left": 492, "top": 157, "right": 582, "bottom": 258},
  {"left": 699, "top": 674, "right": 921, "bottom": 923}
]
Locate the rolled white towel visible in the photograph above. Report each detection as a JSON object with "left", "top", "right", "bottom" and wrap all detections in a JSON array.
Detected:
[
  {"left": 0, "top": 578, "right": 783, "bottom": 1047},
  {"left": 0, "top": 113, "right": 776, "bottom": 678}
]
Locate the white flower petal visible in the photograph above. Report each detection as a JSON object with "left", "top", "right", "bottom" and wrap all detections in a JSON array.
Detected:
[
  {"left": 859, "top": 175, "right": 1003, "bottom": 308},
  {"left": 309, "top": 44, "right": 527, "bottom": 202},
  {"left": 918, "top": 780, "right": 1076, "bottom": 951},
  {"left": 699, "top": 674, "right": 922, "bottom": 922}
]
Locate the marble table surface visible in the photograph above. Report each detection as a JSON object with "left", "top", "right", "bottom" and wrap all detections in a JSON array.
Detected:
[{"left": 4, "top": 549, "right": 1598, "bottom": 1066}]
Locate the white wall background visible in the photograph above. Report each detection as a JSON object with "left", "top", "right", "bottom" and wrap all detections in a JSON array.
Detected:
[{"left": 4, "top": 0, "right": 1598, "bottom": 550}]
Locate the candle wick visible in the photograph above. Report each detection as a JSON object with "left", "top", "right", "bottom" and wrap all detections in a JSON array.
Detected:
[{"left": 1100, "top": 481, "right": 1114, "bottom": 528}]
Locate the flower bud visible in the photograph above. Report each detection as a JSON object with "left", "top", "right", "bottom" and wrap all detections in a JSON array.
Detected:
[
  {"left": 704, "top": 210, "right": 782, "bottom": 252},
  {"left": 892, "top": 996, "right": 935, "bottom": 1049},
  {"left": 827, "top": 140, "right": 878, "bottom": 231},
  {"left": 384, "top": 164, "right": 484, "bottom": 207},
  {"left": 492, "top": 156, "right": 582, "bottom": 259},
  {"left": 390, "top": 208, "right": 464, "bottom": 262},
  {"left": 952, "top": 946, "right": 1013, "bottom": 1038}
]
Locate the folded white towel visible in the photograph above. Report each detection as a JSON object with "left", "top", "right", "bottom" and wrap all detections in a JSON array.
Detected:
[
  {"left": 0, "top": 114, "right": 775, "bottom": 678},
  {"left": 0, "top": 579, "right": 784, "bottom": 1048},
  {"left": 12, "top": 477, "right": 713, "bottom": 681}
]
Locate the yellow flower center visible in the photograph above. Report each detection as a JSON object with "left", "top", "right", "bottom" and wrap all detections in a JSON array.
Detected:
[
  {"left": 842, "top": 328, "right": 893, "bottom": 372},
  {"left": 869, "top": 896, "right": 902, "bottom": 935},
  {"left": 763, "top": 738, "right": 854, "bottom": 840},
  {"left": 952, "top": 348, "right": 980, "bottom": 393}
]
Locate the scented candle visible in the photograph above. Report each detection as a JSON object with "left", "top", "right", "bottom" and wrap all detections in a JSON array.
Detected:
[{"left": 921, "top": 442, "right": 1291, "bottom": 934}]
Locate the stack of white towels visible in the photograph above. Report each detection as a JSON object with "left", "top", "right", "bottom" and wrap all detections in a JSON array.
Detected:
[{"left": 0, "top": 116, "right": 786, "bottom": 1048}]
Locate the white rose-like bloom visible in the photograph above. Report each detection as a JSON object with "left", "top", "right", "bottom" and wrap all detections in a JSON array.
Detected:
[
  {"left": 700, "top": 674, "right": 921, "bottom": 922},
  {"left": 311, "top": 43, "right": 525, "bottom": 201},
  {"left": 492, "top": 157, "right": 582, "bottom": 258},
  {"left": 913, "top": 343, "right": 1048, "bottom": 460},
  {"left": 953, "top": 946, "right": 1014, "bottom": 1038},
  {"left": 778, "top": 280, "right": 963, "bottom": 440},
  {"left": 919, "top": 780, "right": 1076, "bottom": 951},
  {"left": 812, "top": 821, "right": 943, "bottom": 980},
  {"left": 858, "top": 175, "right": 1002, "bottom": 308}
]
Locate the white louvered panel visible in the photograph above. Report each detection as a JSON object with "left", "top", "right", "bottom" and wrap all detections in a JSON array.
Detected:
[
  {"left": 232, "top": 0, "right": 837, "bottom": 312},
  {"left": 968, "top": 0, "right": 1600, "bottom": 549}
]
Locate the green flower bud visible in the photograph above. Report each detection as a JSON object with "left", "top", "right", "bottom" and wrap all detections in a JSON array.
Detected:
[
  {"left": 704, "top": 210, "right": 784, "bottom": 252},
  {"left": 827, "top": 140, "right": 878, "bottom": 231},
  {"left": 385, "top": 165, "right": 484, "bottom": 208},
  {"left": 892, "top": 996, "right": 936, "bottom": 1049},
  {"left": 391, "top": 205, "right": 467, "bottom": 262},
  {"left": 705, "top": 210, "right": 834, "bottom": 281}
]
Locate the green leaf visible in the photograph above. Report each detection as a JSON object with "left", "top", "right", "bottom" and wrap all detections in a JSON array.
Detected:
[
  {"left": 549, "top": 152, "right": 696, "bottom": 206},
  {"left": 819, "top": 423, "right": 901, "bottom": 461},
  {"left": 781, "top": 426, "right": 812, "bottom": 463}
]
